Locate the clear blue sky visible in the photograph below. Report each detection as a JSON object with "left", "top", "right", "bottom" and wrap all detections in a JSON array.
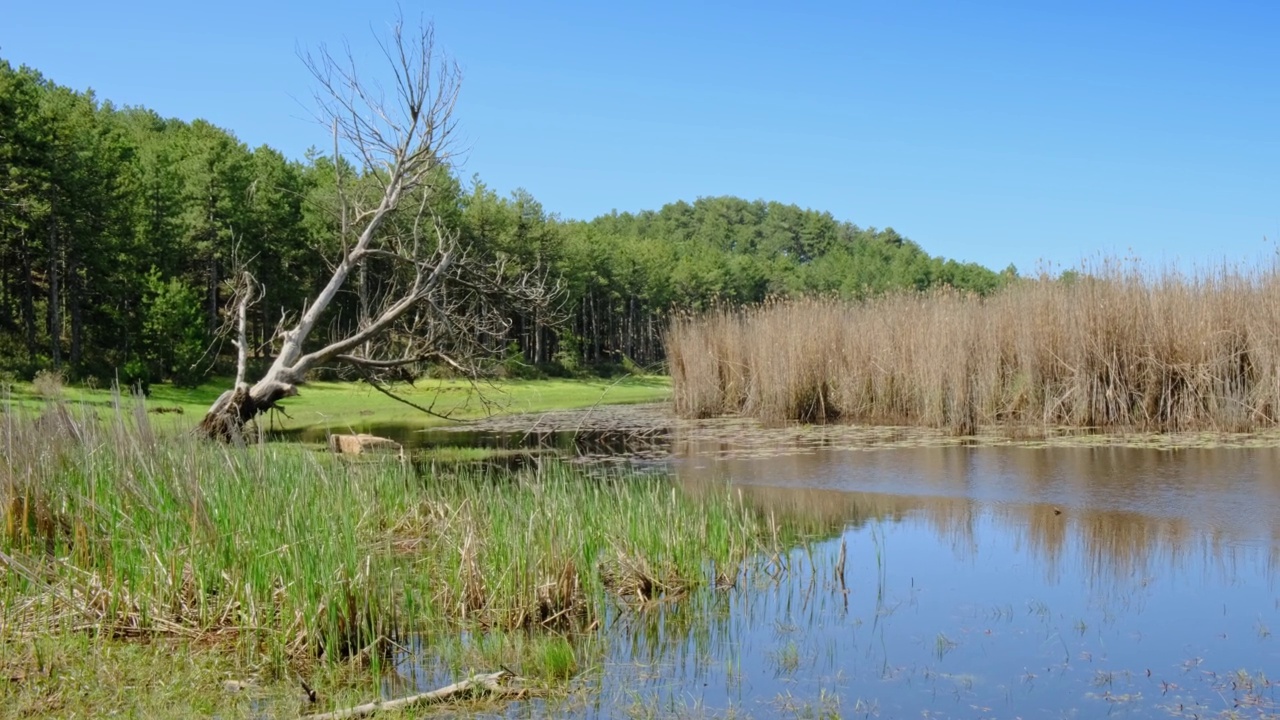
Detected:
[{"left": 4, "top": 1, "right": 1278, "bottom": 274}]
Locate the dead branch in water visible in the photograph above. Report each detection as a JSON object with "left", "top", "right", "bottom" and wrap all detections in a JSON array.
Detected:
[{"left": 303, "top": 670, "right": 525, "bottom": 719}]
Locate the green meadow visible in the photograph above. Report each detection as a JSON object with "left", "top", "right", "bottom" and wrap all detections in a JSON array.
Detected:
[{"left": 3, "top": 375, "right": 671, "bottom": 431}]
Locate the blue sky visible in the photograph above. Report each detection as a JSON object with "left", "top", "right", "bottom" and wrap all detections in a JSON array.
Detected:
[{"left": 4, "top": 1, "right": 1278, "bottom": 274}]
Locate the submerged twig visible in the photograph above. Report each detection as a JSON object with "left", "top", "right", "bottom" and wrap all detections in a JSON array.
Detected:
[{"left": 303, "top": 670, "right": 525, "bottom": 719}]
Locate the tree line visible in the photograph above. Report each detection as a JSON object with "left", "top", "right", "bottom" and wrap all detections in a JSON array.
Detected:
[{"left": 0, "top": 57, "right": 1014, "bottom": 388}]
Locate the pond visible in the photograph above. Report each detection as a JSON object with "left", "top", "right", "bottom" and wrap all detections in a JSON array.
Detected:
[{"left": 313, "top": 407, "right": 1280, "bottom": 718}]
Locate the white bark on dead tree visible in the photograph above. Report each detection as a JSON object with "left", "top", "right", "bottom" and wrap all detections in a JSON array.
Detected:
[{"left": 198, "top": 16, "right": 554, "bottom": 440}]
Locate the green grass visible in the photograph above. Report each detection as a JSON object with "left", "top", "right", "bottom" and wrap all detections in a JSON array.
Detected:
[
  {"left": 0, "top": 394, "right": 806, "bottom": 718},
  {"left": 0, "top": 630, "right": 605, "bottom": 719},
  {"left": 528, "top": 635, "right": 578, "bottom": 681},
  {"left": 283, "top": 376, "right": 671, "bottom": 429},
  {"left": 1, "top": 634, "right": 265, "bottom": 719},
  {"left": 418, "top": 445, "right": 531, "bottom": 463},
  {"left": 1, "top": 375, "right": 671, "bottom": 432}
]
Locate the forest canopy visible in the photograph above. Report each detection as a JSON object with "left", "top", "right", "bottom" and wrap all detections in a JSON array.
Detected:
[{"left": 0, "top": 57, "right": 1012, "bottom": 387}]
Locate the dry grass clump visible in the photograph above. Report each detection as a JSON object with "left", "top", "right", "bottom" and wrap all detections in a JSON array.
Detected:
[
  {"left": 599, "top": 546, "right": 686, "bottom": 605},
  {"left": 667, "top": 261, "right": 1280, "bottom": 433},
  {"left": 29, "top": 369, "right": 64, "bottom": 400}
]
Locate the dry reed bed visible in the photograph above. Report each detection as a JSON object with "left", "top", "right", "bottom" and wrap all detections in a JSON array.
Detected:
[
  {"left": 667, "top": 267, "right": 1280, "bottom": 433},
  {"left": 0, "top": 393, "right": 804, "bottom": 672}
]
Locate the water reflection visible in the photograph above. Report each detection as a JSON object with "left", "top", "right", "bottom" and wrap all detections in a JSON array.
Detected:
[
  {"left": 605, "top": 446, "right": 1280, "bottom": 719},
  {"left": 677, "top": 445, "right": 1280, "bottom": 587},
  {"left": 375, "top": 423, "right": 1280, "bottom": 717}
]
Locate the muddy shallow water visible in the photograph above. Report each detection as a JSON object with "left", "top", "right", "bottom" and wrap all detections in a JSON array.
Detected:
[{"left": 328, "top": 406, "right": 1280, "bottom": 718}]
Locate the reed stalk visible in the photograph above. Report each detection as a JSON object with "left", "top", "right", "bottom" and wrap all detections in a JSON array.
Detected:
[{"left": 667, "top": 261, "right": 1280, "bottom": 433}]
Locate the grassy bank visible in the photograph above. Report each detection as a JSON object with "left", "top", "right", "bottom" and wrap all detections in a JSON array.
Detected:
[
  {"left": 2, "top": 375, "right": 670, "bottom": 431},
  {"left": 668, "top": 265, "right": 1280, "bottom": 433},
  {"left": 0, "top": 395, "right": 797, "bottom": 718}
]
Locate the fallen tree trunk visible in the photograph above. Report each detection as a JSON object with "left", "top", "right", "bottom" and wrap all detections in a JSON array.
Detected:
[
  {"left": 195, "top": 379, "right": 298, "bottom": 442},
  {"left": 194, "top": 17, "right": 556, "bottom": 441},
  {"left": 303, "top": 670, "right": 523, "bottom": 720}
]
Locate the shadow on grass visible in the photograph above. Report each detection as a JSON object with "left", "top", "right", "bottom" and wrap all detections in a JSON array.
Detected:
[{"left": 608, "top": 375, "right": 670, "bottom": 388}]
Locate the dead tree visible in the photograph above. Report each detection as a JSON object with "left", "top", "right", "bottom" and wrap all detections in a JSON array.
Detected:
[{"left": 198, "top": 17, "right": 555, "bottom": 440}]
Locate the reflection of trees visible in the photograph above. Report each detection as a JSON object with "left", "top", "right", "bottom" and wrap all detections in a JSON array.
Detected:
[{"left": 675, "top": 443, "right": 1280, "bottom": 587}]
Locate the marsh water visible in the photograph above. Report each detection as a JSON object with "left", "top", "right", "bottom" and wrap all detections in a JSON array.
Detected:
[{"left": 354, "top": 408, "right": 1280, "bottom": 718}]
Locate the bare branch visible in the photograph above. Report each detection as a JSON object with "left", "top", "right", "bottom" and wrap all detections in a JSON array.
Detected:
[
  {"left": 231, "top": 272, "right": 260, "bottom": 387},
  {"left": 349, "top": 364, "right": 459, "bottom": 423},
  {"left": 199, "top": 12, "right": 561, "bottom": 440}
]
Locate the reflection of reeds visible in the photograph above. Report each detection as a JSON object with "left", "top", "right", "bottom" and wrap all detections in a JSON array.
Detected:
[
  {"left": 677, "top": 443, "right": 1280, "bottom": 590},
  {"left": 668, "top": 263, "right": 1280, "bottom": 433}
]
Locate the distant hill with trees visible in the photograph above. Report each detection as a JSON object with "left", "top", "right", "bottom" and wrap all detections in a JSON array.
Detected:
[{"left": 0, "top": 57, "right": 1012, "bottom": 386}]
